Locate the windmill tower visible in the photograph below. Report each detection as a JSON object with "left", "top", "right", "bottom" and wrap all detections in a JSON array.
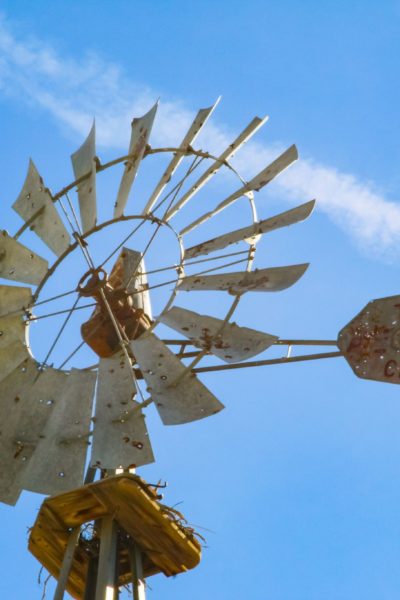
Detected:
[{"left": 0, "top": 99, "right": 396, "bottom": 598}]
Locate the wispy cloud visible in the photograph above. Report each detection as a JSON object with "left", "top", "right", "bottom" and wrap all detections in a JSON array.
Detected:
[{"left": 0, "top": 14, "right": 399, "bottom": 259}]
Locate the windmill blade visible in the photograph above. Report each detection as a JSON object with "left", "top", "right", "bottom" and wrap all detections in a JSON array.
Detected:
[
  {"left": 180, "top": 145, "right": 298, "bottom": 235},
  {"left": 185, "top": 200, "right": 315, "bottom": 260},
  {"left": 22, "top": 368, "right": 96, "bottom": 496},
  {"left": 142, "top": 98, "right": 221, "bottom": 215},
  {"left": 0, "top": 341, "right": 30, "bottom": 385},
  {"left": 0, "top": 231, "right": 48, "bottom": 285},
  {"left": 0, "top": 285, "right": 32, "bottom": 317},
  {"left": 179, "top": 263, "right": 309, "bottom": 294},
  {"left": 71, "top": 121, "right": 97, "bottom": 233},
  {"left": 165, "top": 115, "right": 268, "bottom": 221},
  {"left": 0, "top": 359, "right": 67, "bottom": 505},
  {"left": 0, "top": 315, "right": 28, "bottom": 348},
  {"left": 114, "top": 102, "right": 159, "bottom": 218},
  {"left": 12, "top": 160, "right": 70, "bottom": 256},
  {"left": 108, "top": 247, "right": 152, "bottom": 318},
  {"left": 131, "top": 332, "right": 224, "bottom": 425},
  {"left": 91, "top": 352, "right": 154, "bottom": 470},
  {"left": 159, "top": 306, "right": 278, "bottom": 363}
]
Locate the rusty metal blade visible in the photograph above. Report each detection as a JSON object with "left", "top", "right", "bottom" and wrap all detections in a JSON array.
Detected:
[
  {"left": 165, "top": 115, "right": 268, "bottom": 221},
  {"left": 23, "top": 368, "right": 96, "bottom": 496},
  {"left": 91, "top": 352, "right": 154, "bottom": 469},
  {"left": 179, "top": 263, "right": 309, "bottom": 294},
  {"left": 185, "top": 200, "right": 315, "bottom": 260},
  {"left": 0, "top": 231, "right": 48, "bottom": 285},
  {"left": 12, "top": 160, "right": 70, "bottom": 256},
  {"left": 142, "top": 98, "right": 221, "bottom": 215},
  {"left": 0, "top": 315, "right": 28, "bottom": 349},
  {"left": 180, "top": 145, "right": 298, "bottom": 235},
  {"left": 0, "top": 359, "right": 67, "bottom": 504},
  {"left": 131, "top": 333, "right": 224, "bottom": 425},
  {"left": 0, "top": 285, "right": 32, "bottom": 317},
  {"left": 114, "top": 102, "right": 158, "bottom": 218},
  {"left": 159, "top": 306, "right": 278, "bottom": 363},
  {"left": 71, "top": 121, "right": 97, "bottom": 233},
  {"left": 0, "top": 341, "right": 30, "bottom": 385},
  {"left": 108, "top": 247, "right": 152, "bottom": 318}
]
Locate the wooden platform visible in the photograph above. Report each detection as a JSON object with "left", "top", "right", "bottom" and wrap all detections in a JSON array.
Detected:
[{"left": 28, "top": 474, "right": 201, "bottom": 599}]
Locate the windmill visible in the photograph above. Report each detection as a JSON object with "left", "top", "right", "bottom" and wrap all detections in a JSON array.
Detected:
[{"left": 0, "top": 98, "right": 396, "bottom": 599}]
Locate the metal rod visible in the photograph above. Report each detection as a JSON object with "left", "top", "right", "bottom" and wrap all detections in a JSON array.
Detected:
[
  {"left": 128, "top": 541, "right": 146, "bottom": 600},
  {"left": 275, "top": 339, "right": 338, "bottom": 346},
  {"left": 53, "top": 527, "right": 81, "bottom": 600},
  {"left": 193, "top": 351, "right": 343, "bottom": 373},
  {"left": 95, "top": 516, "right": 119, "bottom": 600}
]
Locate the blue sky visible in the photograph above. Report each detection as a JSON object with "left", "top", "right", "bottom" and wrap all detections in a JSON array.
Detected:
[{"left": 1, "top": 2, "right": 400, "bottom": 599}]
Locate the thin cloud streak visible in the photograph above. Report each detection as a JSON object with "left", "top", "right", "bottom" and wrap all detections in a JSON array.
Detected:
[{"left": 0, "top": 14, "right": 399, "bottom": 258}]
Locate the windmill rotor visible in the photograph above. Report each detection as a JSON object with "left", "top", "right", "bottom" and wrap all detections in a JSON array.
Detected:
[{"left": 0, "top": 99, "right": 319, "bottom": 508}]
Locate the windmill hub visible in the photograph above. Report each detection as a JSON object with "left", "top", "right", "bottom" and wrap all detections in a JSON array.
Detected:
[{"left": 78, "top": 265, "right": 152, "bottom": 358}]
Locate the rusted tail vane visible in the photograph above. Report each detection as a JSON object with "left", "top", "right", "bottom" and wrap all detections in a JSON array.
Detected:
[
  {"left": 142, "top": 98, "right": 221, "bottom": 216},
  {"left": 12, "top": 160, "right": 71, "bottom": 256},
  {"left": 71, "top": 121, "right": 97, "bottom": 233},
  {"left": 339, "top": 294, "right": 400, "bottom": 384}
]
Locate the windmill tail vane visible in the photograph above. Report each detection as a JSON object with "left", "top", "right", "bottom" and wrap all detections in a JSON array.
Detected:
[{"left": 0, "top": 98, "right": 394, "bottom": 599}]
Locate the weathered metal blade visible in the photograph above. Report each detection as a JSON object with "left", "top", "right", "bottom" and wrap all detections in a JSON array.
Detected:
[
  {"left": 179, "top": 263, "right": 309, "bottom": 294},
  {"left": 142, "top": 98, "right": 221, "bottom": 215},
  {"left": 159, "top": 306, "right": 278, "bottom": 363},
  {"left": 12, "top": 160, "right": 70, "bottom": 256},
  {"left": 23, "top": 368, "right": 96, "bottom": 496},
  {"left": 180, "top": 145, "right": 298, "bottom": 235},
  {"left": 0, "top": 341, "right": 30, "bottom": 385},
  {"left": 185, "top": 200, "right": 316, "bottom": 260},
  {"left": 165, "top": 115, "right": 268, "bottom": 221},
  {"left": 71, "top": 121, "right": 97, "bottom": 233},
  {"left": 0, "top": 285, "right": 32, "bottom": 317},
  {"left": 0, "top": 231, "right": 48, "bottom": 285},
  {"left": 108, "top": 247, "right": 152, "bottom": 318},
  {"left": 0, "top": 315, "right": 28, "bottom": 349},
  {"left": 114, "top": 102, "right": 159, "bottom": 218},
  {"left": 91, "top": 352, "right": 154, "bottom": 469},
  {"left": 0, "top": 359, "right": 67, "bottom": 505},
  {"left": 131, "top": 333, "right": 224, "bottom": 425}
]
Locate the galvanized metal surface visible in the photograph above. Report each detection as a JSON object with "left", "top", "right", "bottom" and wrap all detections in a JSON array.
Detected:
[
  {"left": 0, "top": 230, "right": 48, "bottom": 285},
  {"left": 143, "top": 98, "right": 220, "bottom": 215},
  {"left": 338, "top": 294, "right": 400, "bottom": 384},
  {"left": 91, "top": 352, "right": 154, "bottom": 469},
  {"left": 159, "top": 306, "right": 278, "bottom": 363},
  {"left": 114, "top": 102, "right": 158, "bottom": 218},
  {"left": 179, "top": 263, "right": 309, "bottom": 294},
  {"left": 129, "top": 542, "right": 146, "bottom": 600},
  {"left": 23, "top": 368, "right": 96, "bottom": 495},
  {"left": 184, "top": 200, "right": 315, "bottom": 260},
  {"left": 0, "top": 359, "right": 67, "bottom": 504},
  {"left": 0, "top": 341, "right": 30, "bottom": 385},
  {"left": 95, "top": 517, "right": 118, "bottom": 600},
  {"left": 180, "top": 144, "right": 298, "bottom": 235},
  {"left": 109, "top": 247, "right": 152, "bottom": 318},
  {"left": 0, "top": 315, "right": 28, "bottom": 349},
  {"left": 71, "top": 122, "right": 97, "bottom": 233},
  {"left": 12, "top": 160, "right": 70, "bottom": 256},
  {"left": 0, "top": 285, "right": 32, "bottom": 317},
  {"left": 131, "top": 333, "right": 224, "bottom": 425},
  {"left": 165, "top": 115, "right": 268, "bottom": 221}
]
